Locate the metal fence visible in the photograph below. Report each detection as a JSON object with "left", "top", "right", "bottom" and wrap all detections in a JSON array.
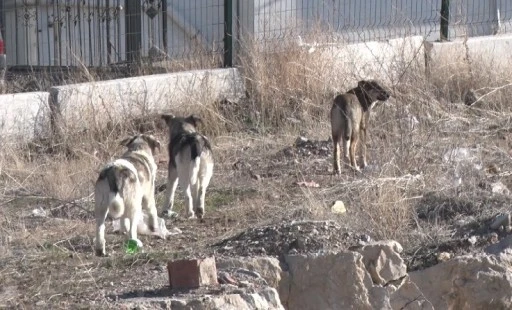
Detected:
[
  {"left": 1, "top": 0, "right": 512, "bottom": 69},
  {"left": 0, "top": 0, "right": 225, "bottom": 68}
]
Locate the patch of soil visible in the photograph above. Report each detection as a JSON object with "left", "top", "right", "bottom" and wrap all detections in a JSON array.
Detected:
[{"left": 211, "top": 220, "right": 366, "bottom": 258}]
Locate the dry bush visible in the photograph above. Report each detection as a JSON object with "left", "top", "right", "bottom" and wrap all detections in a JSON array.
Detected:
[{"left": 237, "top": 32, "right": 341, "bottom": 131}]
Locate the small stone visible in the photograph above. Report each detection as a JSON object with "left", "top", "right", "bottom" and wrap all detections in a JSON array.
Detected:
[
  {"left": 437, "top": 252, "right": 452, "bottom": 262},
  {"left": 31, "top": 207, "right": 47, "bottom": 217},
  {"left": 236, "top": 268, "right": 262, "bottom": 279},
  {"left": 491, "top": 181, "right": 510, "bottom": 195},
  {"left": 488, "top": 232, "right": 499, "bottom": 244},
  {"left": 295, "top": 136, "right": 308, "bottom": 146},
  {"left": 467, "top": 236, "right": 478, "bottom": 245},
  {"left": 238, "top": 280, "right": 252, "bottom": 288},
  {"left": 331, "top": 201, "right": 347, "bottom": 214},
  {"left": 218, "top": 271, "right": 238, "bottom": 285}
]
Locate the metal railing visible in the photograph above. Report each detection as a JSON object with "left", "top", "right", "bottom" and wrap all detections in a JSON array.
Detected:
[{"left": 0, "top": 0, "right": 511, "bottom": 69}]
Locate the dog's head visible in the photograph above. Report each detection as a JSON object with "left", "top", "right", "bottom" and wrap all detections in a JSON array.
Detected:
[
  {"left": 358, "top": 80, "right": 391, "bottom": 102},
  {"left": 161, "top": 114, "right": 202, "bottom": 139},
  {"left": 120, "top": 134, "right": 161, "bottom": 155}
]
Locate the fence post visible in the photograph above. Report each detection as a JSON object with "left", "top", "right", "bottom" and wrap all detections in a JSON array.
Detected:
[
  {"left": 224, "top": 0, "right": 233, "bottom": 67},
  {"left": 162, "top": 0, "right": 168, "bottom": 54},
  {"left": 125, "top": 0, "right": 142, "bottom": 63},
  {"left": 440, "top": 0, "right": 450, "bottom": 41}
]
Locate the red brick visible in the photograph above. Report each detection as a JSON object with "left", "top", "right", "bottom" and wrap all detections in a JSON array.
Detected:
[{"left": 167, "top": 257, "right": 218, "bottom": 289}]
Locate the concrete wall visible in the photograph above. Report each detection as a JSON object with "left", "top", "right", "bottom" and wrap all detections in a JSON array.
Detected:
[
  {"left": 306, "top": 36, "right": 425, "bottom": 86},
  {"left": 0, "top": 91, "right": 50, "bottom": 145},
  {"left": 426, "top": 34, "right": 512, "bottom": 75},
  {"left": 3, "top": 34, "right": 512, "bottom": 146},
  {"left": 50, "top": 68, "right": 245, "bottom": 135}
]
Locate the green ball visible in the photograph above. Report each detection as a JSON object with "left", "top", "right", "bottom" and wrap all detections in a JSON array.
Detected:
[{"left": 125, "top": 239, "right": 140, "bottom": 254}]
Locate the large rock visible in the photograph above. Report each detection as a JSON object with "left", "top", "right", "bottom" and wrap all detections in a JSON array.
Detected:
[
  {"left": 389, "top": 277, "right": 434, "bottom": 310},
  {"left": 216, "top": 256, "right": 284, "bottom": 289},
  {"left": 410, "top": 254, "right": 512, "bottom": 310},
  {"left": 218, "top": 245, "right": 430, "bottom": 310},
  {"left": 283, "top": 252, "right": 391, "bottom": 309},
  {"left": 118, "top": 286, "right": 284, "bottom": 310},
  {"left": 352, "top": 240, "right": 407, "bottom": 285}
]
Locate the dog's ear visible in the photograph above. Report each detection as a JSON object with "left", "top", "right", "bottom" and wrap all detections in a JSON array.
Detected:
[
  {"left": 358, "top": 80, "right": 369, "bottom": 88},
  {"left": 185, "top": 115, "right": 201, "bottom": 127},
  {"left": 142, "top": 135, "right": 161, "bottom": 152},
  {"left": 120, "top": 136, "right": 137, "bottom": 147},
  {"left": 161, "top": 114, "right": 175, "bottom": 124}
]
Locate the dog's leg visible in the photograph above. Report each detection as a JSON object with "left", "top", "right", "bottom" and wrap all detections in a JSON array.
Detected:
[
  {"left": 94, "top": 208, "right": 109, "bottom": 257},
  {"left": 195, "top": 162, "right": 213, "bottom": 219},
  {"left": 125, "top": 193, "right": 143, "bottom": 248},
  {"left": 162, "top": 165, "right": 179, "bottom": 218},
  {"left": 349, "top": 134, "right": 360, "bottom": 172},
  {"left": 332, "top": 136, "right": 341, "bottom": 175},
  {"left": 121, "top": 217, "right": 130, "bottom": 235},
  {"left": 144, "top": 195, "right": 159, "bottom": 233},
  {"left": 127, "top": 209, "right": 143, "bottom": 248},
  {"left": 361, "top": 115, "right": 369, "bottom": 168},
  {"left": 183, "top": 185, "right": 195, "bottom": 219},
  {"left": 360, "top": 126, "right": 368, "bottom": 168},
  {"left": 177, "top": 163, "right": 196, "bottom": 219},
  {"left": 343, "top": 138, "right": 351, "bottom": 166}
]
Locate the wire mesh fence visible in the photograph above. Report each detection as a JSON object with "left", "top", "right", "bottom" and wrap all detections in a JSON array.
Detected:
[
  {"left": 0, "top": 0, "right": 225, "bottom": 68},
  {"left": 1, "top": 0, "right": 511, "bottom": 69}
]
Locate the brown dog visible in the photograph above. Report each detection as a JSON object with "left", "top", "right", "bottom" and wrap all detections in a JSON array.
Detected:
[{"left": 330, "top": 80, "right": 390, "bottom": 174}]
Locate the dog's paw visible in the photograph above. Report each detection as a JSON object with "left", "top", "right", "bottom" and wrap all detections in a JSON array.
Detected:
[
  {"left": 195, "top": 208, "right": 204, "bottom": 220},
  {"left": 95, "top": 249, "right": 108, "bottom": 257},
  {"left": 131, "top": 238, "right": 144, "bottom": 248},
  {"left": 186, "top": 212, "right": 197, "bottom": 219}
]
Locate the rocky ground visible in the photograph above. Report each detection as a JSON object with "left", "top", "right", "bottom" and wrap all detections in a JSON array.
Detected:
[{"left": 2, "top": 113, "right": 512, "bottom": 308}]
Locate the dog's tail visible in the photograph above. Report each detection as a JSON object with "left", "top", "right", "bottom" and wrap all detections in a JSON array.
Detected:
[{"left": 95, "top": 164, "right": 138, "bottom": 218}]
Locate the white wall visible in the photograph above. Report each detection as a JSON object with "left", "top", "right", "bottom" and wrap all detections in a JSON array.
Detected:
[{"left": 0, "top": 91, "right": 50, "bottom": 144}]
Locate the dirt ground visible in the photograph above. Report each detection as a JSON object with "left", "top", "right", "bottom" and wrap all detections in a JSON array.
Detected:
[{"left": 2, "top": 99, "right": 512, "bottom": 308}]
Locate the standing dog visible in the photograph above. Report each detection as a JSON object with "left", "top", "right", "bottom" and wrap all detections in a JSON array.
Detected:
[
  {"left": 331, "top": 80, "right": 390, "bottom": 174},
  {"left": 161, "top": 114, "right": 214, "bottom": 219},
  {"left": 94, "top": 134, "right": 161, "bottom": 256}
]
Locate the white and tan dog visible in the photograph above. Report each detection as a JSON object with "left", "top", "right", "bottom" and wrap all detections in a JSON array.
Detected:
[
  {"left": 161, "top": 114, "right": 214, "bottom": 219},
  {"left": 94, "top": 134, "right": 160, "bottom": 256}
]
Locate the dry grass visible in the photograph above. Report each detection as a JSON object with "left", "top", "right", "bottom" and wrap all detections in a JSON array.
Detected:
[{"left": 3, "top": 32, "right": 512, "bottom": 307}]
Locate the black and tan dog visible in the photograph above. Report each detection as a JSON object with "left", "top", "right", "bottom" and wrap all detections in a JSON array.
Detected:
[
  {"left": 94, "top": 134, "right": 161, "bottom": 256},
  {"left": 331, "top": 80, "right": 390, "bottom": 174},
  {"left": 161, "top": 114, "right": 214, "bottom": 219}
]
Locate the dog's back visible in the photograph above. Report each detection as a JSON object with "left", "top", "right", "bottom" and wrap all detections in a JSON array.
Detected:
[
  {"left": 331, "top": 92, "right": 363, "bottom": 143},
  {"left": 95, "top": 160, "right": 139, "bottom": 219}
]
